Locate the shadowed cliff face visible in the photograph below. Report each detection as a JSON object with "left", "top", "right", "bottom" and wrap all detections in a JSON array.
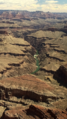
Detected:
[
  {"left": 54, "top": 64, "right": 67, "bottom": 87},
  {"left": 0, "top": 10, "right": 67, "bottom": 119}
]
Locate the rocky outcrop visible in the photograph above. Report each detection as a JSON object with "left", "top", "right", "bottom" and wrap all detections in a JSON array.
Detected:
[
  {"left": 1, "top": 104, "right": 67, "bottom": 119},
  {"left": 40, "top": 62, "right": 60, "bottom": 73},
  {"left": 0, "top": 74, "right": 66, "bottom": 118},
  {"left": 0, "top": 74, "right": 67, "bottom": 106},
  {"left": 26, "top": 105, "right": 67, "bottom": 119},
  {"left": 0, "top": 74, "right": 59, "bottom": 103}
]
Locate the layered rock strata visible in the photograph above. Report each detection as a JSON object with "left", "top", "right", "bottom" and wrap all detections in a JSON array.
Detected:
[{"left": 0, "top": 74, "right": 67, "bottom": 118}]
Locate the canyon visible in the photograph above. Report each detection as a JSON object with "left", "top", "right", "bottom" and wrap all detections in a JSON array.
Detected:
[{"left": 0, "top": 10, "right": 67, "bottom": 119}]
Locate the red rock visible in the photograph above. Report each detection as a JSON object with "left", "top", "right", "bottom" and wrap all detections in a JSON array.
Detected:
[
  {"left": 28, "top": 105, "right": 67, "bottom": 119},
  {"left": 3, "top": 105, "right": 67, "bottom": 119}
]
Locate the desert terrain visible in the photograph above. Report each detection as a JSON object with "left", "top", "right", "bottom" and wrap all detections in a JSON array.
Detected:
[{"left": 0, "top": 10, "right": 67, "bottom": 119}]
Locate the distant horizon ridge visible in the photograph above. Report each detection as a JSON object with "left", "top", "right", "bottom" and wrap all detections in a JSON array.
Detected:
[{"left": 0, "top": 10, "right": 67, "bottom": 13}]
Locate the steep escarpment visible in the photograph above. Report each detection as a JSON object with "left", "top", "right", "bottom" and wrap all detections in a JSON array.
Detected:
[{"left": 0, "top": 34, "right": 36, "bottom": 79}]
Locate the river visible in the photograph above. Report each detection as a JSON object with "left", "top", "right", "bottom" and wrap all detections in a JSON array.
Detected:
[{"left": 31, "top": 51, "right": 40, "bottom": 74}]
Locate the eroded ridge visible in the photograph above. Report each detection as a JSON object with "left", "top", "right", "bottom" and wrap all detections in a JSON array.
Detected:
[
  {"left": 0, "top": 74, "right": 67, "bottom": 119},
  {"left": 0, "top": 34, "right": 36, "bottom": 78}
]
